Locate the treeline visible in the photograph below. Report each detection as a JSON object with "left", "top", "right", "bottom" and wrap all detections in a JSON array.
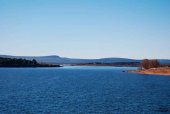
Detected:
[
  {"left": 140, "top": 59, "right": 160, "bottom": 69},
  {"left": 75, "top": 62, "right": 139, "bottom": 67},
  {"left": 0, "top": 57, "right": 60, "bottom": 67}
]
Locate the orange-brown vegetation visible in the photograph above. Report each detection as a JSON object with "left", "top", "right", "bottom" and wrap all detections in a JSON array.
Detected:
[
  {"left": 128, "top": 59, "right": 170, "bottom": 76},
  {"left": 129, "top": 67, "right": 170, "bottom": 76},
  {"left": 140, "top": 59, "right": 160, "bottom": 69}
]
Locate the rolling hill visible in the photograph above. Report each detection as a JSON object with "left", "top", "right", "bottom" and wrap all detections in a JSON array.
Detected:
[{"left": 0, "top": 55, "right": 169, "bottom": 65}]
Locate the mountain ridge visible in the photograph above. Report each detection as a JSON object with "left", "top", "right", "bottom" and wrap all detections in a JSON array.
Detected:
[{"left": 0, "top": 55, "right": 170, "bottom": 64}]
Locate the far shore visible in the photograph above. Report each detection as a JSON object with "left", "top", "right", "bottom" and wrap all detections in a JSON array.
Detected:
[
  {"left": 0, "top": 65, "right": 62, "bottom": 68},
  {"left": 128, "top": 67, "right": 170, "bottom": 76},
  {"left": 0, "top": 57, "right": 62, "bottom": 68},
  {"left": 72, "top": 62, "right": 139, "bottom": 67}
]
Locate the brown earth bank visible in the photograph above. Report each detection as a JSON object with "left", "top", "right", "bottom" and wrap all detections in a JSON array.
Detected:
[{"left": 128, "top": 67, "right": 170, "bottom": 76}]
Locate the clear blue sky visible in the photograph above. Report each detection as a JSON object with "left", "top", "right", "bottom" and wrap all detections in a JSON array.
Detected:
[{"left": 0, "top": 0, "right": 170, "bottom": 59}]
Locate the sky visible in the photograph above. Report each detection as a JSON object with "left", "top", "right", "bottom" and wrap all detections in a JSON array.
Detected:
[{"left": 0, "top": 0, "right": 170, "bottom": 59}]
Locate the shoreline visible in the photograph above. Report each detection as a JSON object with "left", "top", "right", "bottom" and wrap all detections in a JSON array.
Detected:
[
  {"left": 128, "top": 67, "right": 170, "bottom": 76},
  {"left": 0, "top": 66, "right": 62, "bottom": 68},
  {"left": 0, "top": 64, "right": 62, "bottom": 68},
  {"left": 72, "top": 62, "right": 139, "bottom": 67}
]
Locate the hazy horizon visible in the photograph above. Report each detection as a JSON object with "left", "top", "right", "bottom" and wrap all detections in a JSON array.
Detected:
[
  {"left": 1, "top": 54, "right": 170, "bottom": 60},
  {"left": 0, "top": 0, "right": 170, "bottom": 59}
]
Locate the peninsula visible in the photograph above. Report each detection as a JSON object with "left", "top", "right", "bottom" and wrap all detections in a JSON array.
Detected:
[
  {"left": 129, "top": 67, "right": 170, "bottom": 76},
  {"left": 128, "top": 59, "right": 170, "bottom": 76}
]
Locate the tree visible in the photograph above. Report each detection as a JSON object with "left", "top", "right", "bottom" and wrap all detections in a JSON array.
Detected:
[
  {"left": 140, "top": 59, "right": 150, "bottom": 69},
  {"left": 149, "top": 60, "right": 160, "bottom": 68},
  {"left": 140, "top": 59, "right": 160, "bottom": 69},
  {"left": 32, "top": 59, "right": 38, "bottom": 65}
]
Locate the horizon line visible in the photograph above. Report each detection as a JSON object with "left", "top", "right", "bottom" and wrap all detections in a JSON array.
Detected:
[{"left": 0, "top": 54, "right": 170, "bottom": 60}]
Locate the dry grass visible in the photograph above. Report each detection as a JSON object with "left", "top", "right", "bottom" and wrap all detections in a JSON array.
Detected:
[{"left": 128, "top": 67, "right": 170, "bottom": 76}]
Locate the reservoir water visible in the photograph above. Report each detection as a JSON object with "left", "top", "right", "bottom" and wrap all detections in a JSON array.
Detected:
[{"left": 0, "top": 66, "right": 170, "bottom": 114}]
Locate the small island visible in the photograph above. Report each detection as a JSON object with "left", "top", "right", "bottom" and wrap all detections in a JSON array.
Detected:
[
  {"left": 0, "top": 57, "right": 61, "bottom": 67},
  {"left": 128, "top": 59, "right": 170, "bottom": 76}
]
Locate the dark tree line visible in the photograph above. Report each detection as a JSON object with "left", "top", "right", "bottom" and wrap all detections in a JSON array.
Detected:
[
  {"left": 0, "top": 57, "right": 60, "bottom": 67},
  {"left": 140, "top": 59, "right": 160, "bottom": 69},
  {"left": 0, "top": 57, "right": 38, "bottom": 66}
]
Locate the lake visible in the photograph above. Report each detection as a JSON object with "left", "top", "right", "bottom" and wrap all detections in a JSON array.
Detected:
[{"left": 0, "top": 66, "right": 170, "bottom": 114}]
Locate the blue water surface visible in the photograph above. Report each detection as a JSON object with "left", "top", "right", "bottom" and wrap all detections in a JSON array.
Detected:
[{"left": 0, "top": 66, "right": 170, "bottom": 114}]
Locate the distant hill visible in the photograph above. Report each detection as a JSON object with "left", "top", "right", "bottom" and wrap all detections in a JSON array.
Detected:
[
  {"left": 0, "top": 55, "right": 170, "bottom": 65},
  {"left": 0, "top": 55, "right": 139, "bottom": 64},
  {"left": 158, "top": 60, "right": 170, "bottom": 64}
]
